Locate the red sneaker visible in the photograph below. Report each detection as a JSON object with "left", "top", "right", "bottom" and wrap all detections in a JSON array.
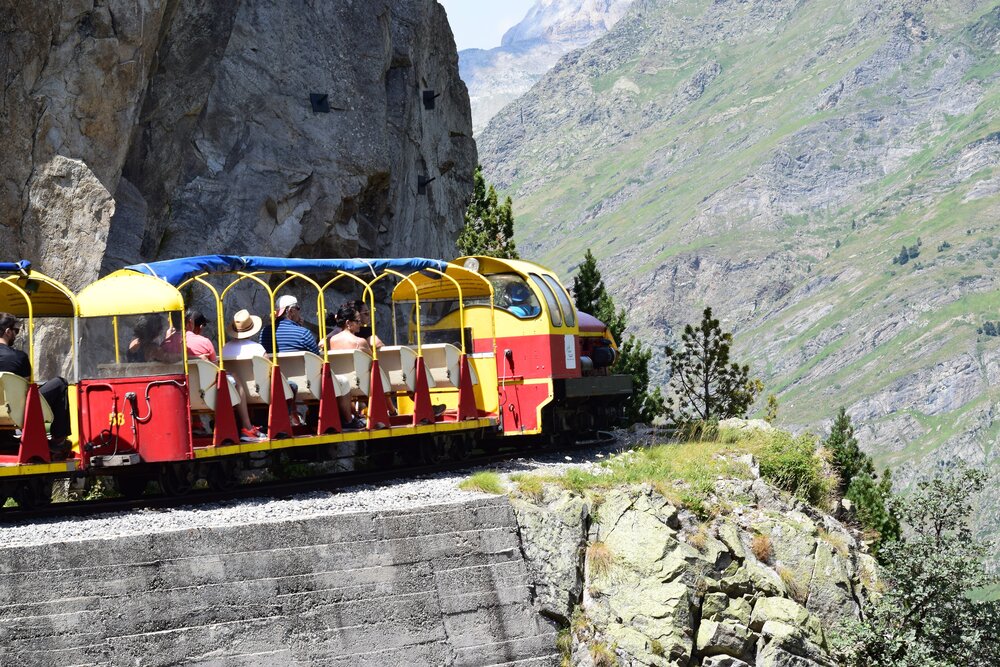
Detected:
[{"left": 240, "top": 426, "right": 265, "bottom": 442}]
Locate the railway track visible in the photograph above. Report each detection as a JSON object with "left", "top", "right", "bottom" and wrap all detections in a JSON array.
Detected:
[{"left": 0, "top": 431, "right": 618, "bottom": 522}]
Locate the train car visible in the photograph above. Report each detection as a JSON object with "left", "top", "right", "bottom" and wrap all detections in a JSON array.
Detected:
[
  {"left": 405, "top": 256, "right": 631, "bottom": 440},
  {"left": 71, "top": 255, "right": 499, "bottom": 495},
  {"left": 0, "top": 261, "right": 81, "bottom": 507},
  {"left": 0, "top": 254, "right": 632, "bottom": 505}
]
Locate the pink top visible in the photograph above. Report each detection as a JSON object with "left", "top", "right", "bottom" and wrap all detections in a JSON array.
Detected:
[
  {"left": 186, "top": 332, "right": 217, "bottom": 362},
  {"left": 162, "top": 330, "right": 217, "bottom": 361}
]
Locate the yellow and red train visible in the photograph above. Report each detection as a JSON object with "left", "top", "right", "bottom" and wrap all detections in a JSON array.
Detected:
[{"left": 0, "top": 255, "right": 631, "bottom": 506}]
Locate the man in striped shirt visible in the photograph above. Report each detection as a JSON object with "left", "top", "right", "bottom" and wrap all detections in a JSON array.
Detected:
[{"left": 260, "top": 295, "right": 319, "bottom": 355}]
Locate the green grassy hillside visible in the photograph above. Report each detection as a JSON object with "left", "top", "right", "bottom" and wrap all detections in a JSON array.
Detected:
[{"left": 479, "top": 0, "right": 1000, "bottom": 526}]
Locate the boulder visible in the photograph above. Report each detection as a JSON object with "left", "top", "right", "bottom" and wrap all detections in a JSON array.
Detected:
[
  {"left": 696, "top": 618, "right": 756, "bottom": 660},
  {"left": 510, "top": 491, "right": 589, "bottom": 622},
  {"left": 605, "top": 581, "right": 693, "bottom": 664},
  {"left": 750, "top": 598, "right": 825, "bottom": 648},
  {"left": 805, "top": 542, "right": 860, "bottom": 626}
]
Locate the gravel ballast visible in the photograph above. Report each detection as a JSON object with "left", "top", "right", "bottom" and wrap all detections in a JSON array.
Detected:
[{"left": 0, "top": 430, "right": 653, "bottom": 548}]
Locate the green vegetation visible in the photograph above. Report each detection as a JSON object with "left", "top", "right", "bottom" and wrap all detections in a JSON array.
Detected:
[
  {"left": 824, "top": 408, "right": 900, "bottom": 550},
  {"left": 458, "top": 471, "right": 504, "bottom": 495},
  {"left": 510, "top": 425, "right": 841, "bottom": 517},
  {"left": 835, "top": 464, "right": 1000, "bottom": 666},
  {"left": 457, "top": 165, "right": 518, "bottom": 259},
  {"left": 756, "top": 431, "right": 834, "bottom": 508},
  {"left": 570, "top": 249, "right": 659, "bottom": 425},
  {"left": 661, "top": 308, "right": 762, "bottom": 426}
]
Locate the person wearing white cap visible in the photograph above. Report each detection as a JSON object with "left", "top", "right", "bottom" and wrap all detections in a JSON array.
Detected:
[
  {"left": 260, "top": 294, "right": 319, "bottom": 356},
  {"left": 219, "top": 309, "right": 266, "bottom": 442}
]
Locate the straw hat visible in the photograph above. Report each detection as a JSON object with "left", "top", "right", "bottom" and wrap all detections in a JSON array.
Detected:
[
  {"left": 227, "top": 309, "right": 262, "bottom": 339},
  {"left": 275, "top": 294, "right": 299, "bottom": 317}
]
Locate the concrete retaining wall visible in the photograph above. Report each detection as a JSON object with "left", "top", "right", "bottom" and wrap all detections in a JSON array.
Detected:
[{"left": 0, "top": 498, "right": 559, "bottom": 666}]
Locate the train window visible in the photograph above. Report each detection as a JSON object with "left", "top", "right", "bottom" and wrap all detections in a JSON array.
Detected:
[
  {"left": 541, "top": 274, "right": 576, "bottom": 327},
  {"left": 528, "top": 274, "right": 563, "bottom": 327},
  {"left": 487, "top": 274, "right": 541, "bottom": 319},
  {"left": 79, "top": 311, "right": 185, "bottom": 379}
]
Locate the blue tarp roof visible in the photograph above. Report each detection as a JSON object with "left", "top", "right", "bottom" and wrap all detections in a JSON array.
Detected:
[
  {"left": 125, "top": 255, "right": 451, "bottom": 287},
  {"left": 0, "top": 260, "right": 31, "bottom": 274}
]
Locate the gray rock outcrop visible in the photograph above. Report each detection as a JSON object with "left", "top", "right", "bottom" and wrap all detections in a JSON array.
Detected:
[
  {"left": 509, "top": 468, "right": 870, "bottom": 666},
  {"left": 2, "top": 0, "right": 475, "bottom": 291}
]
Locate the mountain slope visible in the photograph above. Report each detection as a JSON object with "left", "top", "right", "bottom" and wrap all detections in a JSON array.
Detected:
[
  {"left": 478, "top": 0, "right": 1000, "bottom": 524},
  {"left": 458, "top": 0, "right": 634, "bottom": 133}
]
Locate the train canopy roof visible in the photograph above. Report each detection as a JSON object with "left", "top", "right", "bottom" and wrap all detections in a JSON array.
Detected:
[
  {"left": 124, "top": 255, "right": 451, "bottom": 287},
  {"left": 0, "top": 261, "right": 77, "bottom": 318}
]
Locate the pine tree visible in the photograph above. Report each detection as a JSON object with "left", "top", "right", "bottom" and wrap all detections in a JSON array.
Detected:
[
  {"left": 662, "top": 308, "right": 761, "bottom": 424},
  {"left": 825, "top": 407, "right": 873, "bottom": 492},
  {"left": 572, "top": 250, "right": 605, "bottom": 315},
  {"left": 764, "top": 394, "right": 779, "bottom": 424},
  {"left": 571, "top": 250, "right": 653, "bottom": 425},
  {"left": 457, "top": 165, "right": 519, "bottom": 259},
  {"left": 571, "top": 250, "right": 627, "bottom": 342}
]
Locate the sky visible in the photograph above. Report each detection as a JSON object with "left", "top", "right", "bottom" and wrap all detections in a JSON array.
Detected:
[{"left": 437, "top": 0, "right": 536, "bottom": 51}]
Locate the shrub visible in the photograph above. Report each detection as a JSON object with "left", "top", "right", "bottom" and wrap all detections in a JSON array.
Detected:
[
  {"left": 777, "top": 564, "right": 809, "bottom": 603},
  {"left": 587, "top": 541, "right": 615, "bottom": 581},
  {"left": 458, "top": 471, "right": 504, "bottom": 494},
  {"left": 757, "top": 432, "right": 832, "bottom": 506},
  {"left": 751, "top": 533, "right": 774, "bottom": 562},
  {"left": 590, "top": 642, "right": 618, "bottom": 667}
]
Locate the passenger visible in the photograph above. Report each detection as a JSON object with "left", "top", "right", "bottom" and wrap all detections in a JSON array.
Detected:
[
  {"left": 260, "top": 295, "right": 319, "bottom": 355},
  {"left": 327, "top": 304, "right": 372, "bottom": 429},
  {"left": 259, "top": 295, "right": 309, "bottom": 425},
  {"left": 127, "top": 314, "right": 175, "bottom": 362},
  {"left": 507, "top": 283, "right": 540, "bottom": 318},
  {"left": 218, "top": 309, "right": 267, "bottom": 442},
  {"left": 324, "top": 299, "right": 383, "bottom": 350},
  {"left": 162, "top": 309, "right": 217, "bottom": 361},
  {"left": 0, "top": 312, "right": 71, "bottom": 455}
]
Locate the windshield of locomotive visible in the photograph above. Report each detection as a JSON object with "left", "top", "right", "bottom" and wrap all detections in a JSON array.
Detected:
[
  {"left": 397, "top": 299, "right": 474, "bottom": 349},
  {"left": 78, "top": 311, "right": 186, "bottom": 379},
  {"left": 487, "top": 274, "right": 541, "bottom": 319}
]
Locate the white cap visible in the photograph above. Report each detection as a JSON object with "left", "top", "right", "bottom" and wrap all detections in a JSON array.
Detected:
[{"left": 276, "top": 294, "right": 299, "bottom": 315}]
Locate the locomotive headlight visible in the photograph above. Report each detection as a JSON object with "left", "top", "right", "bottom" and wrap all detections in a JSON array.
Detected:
[{"left": 463, "top": 257, "right": 480, "bottom": 272}]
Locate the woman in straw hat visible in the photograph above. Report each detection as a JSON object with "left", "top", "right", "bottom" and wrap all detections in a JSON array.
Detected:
[{"left": 220, "top": 309, "right": 267, "bottom": 441}]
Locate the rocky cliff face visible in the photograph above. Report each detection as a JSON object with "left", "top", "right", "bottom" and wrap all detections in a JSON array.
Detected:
[
  {"left": 1, "top": 0, "right": 475, "bottom": 290},
  {"left": 511, "top": 448, "right": 873, "bottom": 666},
  {"left": 458, "top": 0, "right": 634, "bottom": 133},
  {"left": 477, "top": 0, "right": 1000, "bottom": 541}
]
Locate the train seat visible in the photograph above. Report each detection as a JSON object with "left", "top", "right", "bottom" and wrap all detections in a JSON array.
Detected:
[
  {"left": 326, "top": 350, "right": 391, "bottom": 397},
  {"left": 421, "top": 343, "right": 478, "bottom": 389},
  {"left": 223, "top": 356, "right": 293, "bottom": 405},
  {"left": 187, "top": 359, "right": 239, "bottom": 412},
  {"left": 378, "top": 345, "right": 437, "bottom": 393},
  {"left": 276, "top": 351, "right": 350, "bottom": 400},
  {"left": 0, "top": 372, "right": 54, "bottom": 429}
]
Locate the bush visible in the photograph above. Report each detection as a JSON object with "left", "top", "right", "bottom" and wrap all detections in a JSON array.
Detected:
[
  {"left": 751, "top": 533, "right": 774, "bottom": 562},
  {"left": 757, "top": 432, "right": 832, "bottom": 506}
]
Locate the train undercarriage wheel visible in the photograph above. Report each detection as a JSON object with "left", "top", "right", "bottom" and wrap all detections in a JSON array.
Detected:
[
  {"left": 11, "top": 477, "right": 53, "bottom": 509},
  {"left": 206, "top": 460, "right": 240, "bottom": 492},
  {"left": 116, "top": 475, "right": 150, "bottom": 500},
  {"left": 158, "top": 463, "right": 194, "bottom": 496}
]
